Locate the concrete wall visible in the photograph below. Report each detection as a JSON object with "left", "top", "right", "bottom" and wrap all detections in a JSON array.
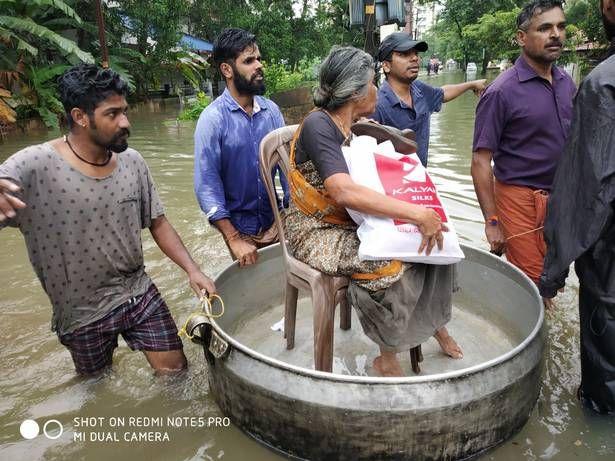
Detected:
[{"left": 270, "top": 86, "right": 314, "bottom": 125}]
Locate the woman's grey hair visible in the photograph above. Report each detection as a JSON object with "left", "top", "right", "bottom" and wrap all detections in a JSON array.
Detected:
[{"left": 313, "top": 46, "right": 374, "bottom": 111}]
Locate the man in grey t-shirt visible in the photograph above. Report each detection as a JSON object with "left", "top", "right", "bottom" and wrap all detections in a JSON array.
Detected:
[{"left": 0, "top": 64, "right": 216, "bottom": 375}]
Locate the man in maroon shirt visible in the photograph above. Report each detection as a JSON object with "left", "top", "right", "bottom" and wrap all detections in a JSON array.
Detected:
[{"left": 471, "top": 0, "right": 576, "bottom": 309}]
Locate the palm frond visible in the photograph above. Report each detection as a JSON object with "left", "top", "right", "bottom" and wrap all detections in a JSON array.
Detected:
[
  {"left": 163, "top": 49, "right": 209, "bottom": 88},
  {"left": 29, "top": 63, "right": 68, "bottom": 83},
  {"left": 43, "top": 18, "right": 101, "bottom": 40},
  {"left": 111, "top": 46, "right": 147, "bottom": 63},
  {"left": 0, "top": 97, "right": 17, "bottom": 124},
  {"left": 108, "top": 56, "right": 136, "bottom": 92},
  {"left": 28, "top": 0, "right": 83, "bottom": 25},
  {"left": 35, "top": 104, "right": 59, "bottom": 128},
  {"left": 0, "top": 26, "right": 38, "bottom": 56},
  {"left": 0, "top": 16, "right": 93, "bottom": 63},
  {"left": 0, "top": 69, "right": 23, "bottom": 89}
]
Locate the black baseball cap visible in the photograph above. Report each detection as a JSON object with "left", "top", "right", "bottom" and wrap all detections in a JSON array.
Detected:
[{"left": 377, "top": 32, "right": 428, "bottom": 62}]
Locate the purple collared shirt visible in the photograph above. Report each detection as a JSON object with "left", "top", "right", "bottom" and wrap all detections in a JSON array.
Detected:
[{"left": 473, "top": 56, "right": 576, "bottom": 190}]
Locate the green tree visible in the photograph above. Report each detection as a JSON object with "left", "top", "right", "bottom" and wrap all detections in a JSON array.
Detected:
[
  {"left": 0, "top": 0, "right": 94, "bottom": 63},
  {"left": 187, "top": 0, "right": 361, "bottom": 68},
  {"left": 423, "top": 0, "right": 606, "bottom": 69},
  {"left": 422, "top": 0, "right": 524, "bottom": 67},
  {"left": 0, "top": 0, "right": 94, "bottom": 127},
  {"left": 463, "top": 9, "right": 520, "bottom": 72},
  {"left": 185, "top": 0, "right": 358, "bottom": 97},
  {"left": 107, "top": 0, "right": 198, "bottom": 98},
  {"left": 565, "top": 0, "right": 606, "bottom": 44}
]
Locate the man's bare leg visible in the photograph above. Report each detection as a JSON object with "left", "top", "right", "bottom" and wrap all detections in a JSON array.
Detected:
[
  {"left": 434, "top": 327, "right": 463, "bottom": 359},
  {"left": 143, "top": 350, "right": 188, "bottom": 375},
  {"left": 373, "top": 349, "right": 404, "bottom": 377}
]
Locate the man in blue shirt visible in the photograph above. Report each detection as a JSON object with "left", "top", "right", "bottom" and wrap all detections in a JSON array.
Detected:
[
  {"left": 372, "top": 32, "right": 487, "bottom": 166},
  {"left": 194, "top": 28, "right": 286, "bottom": 266}
]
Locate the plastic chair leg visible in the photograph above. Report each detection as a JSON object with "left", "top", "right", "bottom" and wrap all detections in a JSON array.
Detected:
[
  {"left": 312, "top": 279, "right": 336, "bottom": 372},
  {"left": 339, "top": 291, "right": 351, "bottom": 331},
  {"left": 284, "top": 282, "right": 298, "bottom": 350}
]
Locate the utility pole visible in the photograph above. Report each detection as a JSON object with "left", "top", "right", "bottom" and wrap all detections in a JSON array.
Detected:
[
  {"left": 364, "top": 0, "right": 377, "bottom": 57},
  {"left": 95, "top": 0, "right": 109, "bottom": 68},
  {"left": 404, "top": 0, "right": 414, "bottom": 37}
]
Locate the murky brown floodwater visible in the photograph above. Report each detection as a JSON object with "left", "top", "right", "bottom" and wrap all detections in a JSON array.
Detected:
[{"left": 1, "top": 72, "right": 613, "bottom": 461}]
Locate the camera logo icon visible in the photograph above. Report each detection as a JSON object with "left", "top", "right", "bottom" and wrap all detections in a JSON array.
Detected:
[{"left": 20, "top": 419, "right": 63, "bottom": 440}]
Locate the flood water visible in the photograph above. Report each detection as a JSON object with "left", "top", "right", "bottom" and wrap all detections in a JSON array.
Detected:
[{"left": 1, "top": 72, "right": 613, "bottom": 461}]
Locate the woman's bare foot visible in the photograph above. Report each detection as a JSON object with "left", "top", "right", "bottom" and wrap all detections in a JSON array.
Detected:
[
  {"left": 373, "top": 351, "right": 404, "bottom": 377},
  {"left": 434, "top": 327, "right": 463, "bottom": 359}
]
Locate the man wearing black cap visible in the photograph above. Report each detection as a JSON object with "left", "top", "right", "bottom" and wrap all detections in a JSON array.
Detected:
[{"left": 372, "top": 32, "right": 486, "bottom": 166}]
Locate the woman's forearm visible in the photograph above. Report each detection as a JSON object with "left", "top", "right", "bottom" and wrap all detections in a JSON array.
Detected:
[{"left": 324, "top": 173, "right": 426, "bottom": 225}]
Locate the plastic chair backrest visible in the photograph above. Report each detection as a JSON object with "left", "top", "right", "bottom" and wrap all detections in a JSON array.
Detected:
[{"left": 258, "top": 125, "right": 299, "bottom": 264}]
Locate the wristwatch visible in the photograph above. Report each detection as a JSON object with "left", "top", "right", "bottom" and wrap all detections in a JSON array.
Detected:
[{"left": 487, "top": 215, "right": 499, "bottom": 226}]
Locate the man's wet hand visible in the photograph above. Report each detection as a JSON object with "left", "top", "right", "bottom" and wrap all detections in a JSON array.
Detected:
[
  {"left": 229, "top": 238, "right": 258, "bottom": 267},
  {"left": 485, "top": 222, "right": 506, "bottom": 256},
  {"left": 0, "top": 179, "right": 26, "bottom": 222},
  {"left": 472, "top": 79, "right": 487, "bottom": 97},
  {"left": 188, "top": 270, "right": 217, "bottom": 298}
]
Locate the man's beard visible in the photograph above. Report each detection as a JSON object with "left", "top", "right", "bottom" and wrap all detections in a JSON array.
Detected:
[
  {"left": 233, "top": 66, "right": 266, "bottom": 96},
  {"left": 90, "top": 121, "right": 130, "bottom": 153},
  {"left": 107, "top": 130, "right": 130, "bottom": 153}
]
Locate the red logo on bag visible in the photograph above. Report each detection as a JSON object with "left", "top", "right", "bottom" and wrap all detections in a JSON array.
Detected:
[{"left": 374, "top": 153, "right": 447, "bottom": 224}]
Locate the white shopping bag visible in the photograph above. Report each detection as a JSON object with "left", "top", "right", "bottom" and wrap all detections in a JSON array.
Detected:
[{"left": 342, "top": 135, "right": 464, "bottom": 265}]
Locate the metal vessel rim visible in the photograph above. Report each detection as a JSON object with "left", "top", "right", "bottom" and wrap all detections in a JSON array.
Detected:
[{"left": 209, "top": 243, "right": 544, "bottom": 384}]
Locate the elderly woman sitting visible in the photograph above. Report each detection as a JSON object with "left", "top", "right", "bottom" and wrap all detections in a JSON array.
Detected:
[{"left": 284, "top": 46, "right": 462, "bottom": 377}]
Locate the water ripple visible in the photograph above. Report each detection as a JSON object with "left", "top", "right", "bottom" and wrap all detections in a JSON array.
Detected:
[{"left": 1, "top": 81, "right": 613, "bottom": 460}]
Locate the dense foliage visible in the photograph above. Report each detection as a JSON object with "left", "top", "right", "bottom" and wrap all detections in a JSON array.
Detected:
[
  {"left": 0, "top": 0, "right": 209, "bottom": 127},
  {"left": 177, "top": 91, "right": 211, "bottom": 120},
  {"left": 263, "top": 58, "right": 319, "bottom": 96},
  {"left": 0, "top": 0, "right": 606, "bottom": 128},
  {"left": 0, "top": 0, "right": 361, "bottom": 128},
  {"left": 421, "top": 0, "right": 606, "bottom": 72},
  {"left": 0, "top": 0, "right": 94, "bottom": 127},
  {"left": 187, "top": 0, "right": 363, "bottom": 68}
]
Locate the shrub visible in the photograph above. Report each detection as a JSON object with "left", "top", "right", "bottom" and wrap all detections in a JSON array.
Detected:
[
  {"left": 177, "top": 91, "right": 211, "bottom": 121},
  {"left": 264, "top": 58, "right": 319, "bottom": 96}
]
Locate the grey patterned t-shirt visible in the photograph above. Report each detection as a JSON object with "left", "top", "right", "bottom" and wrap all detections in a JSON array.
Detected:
[{"left": 0, "top": 142, "right": 164, "bottom": 335}]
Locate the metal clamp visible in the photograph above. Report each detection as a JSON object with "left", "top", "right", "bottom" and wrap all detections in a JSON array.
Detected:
[{"left": 209, "top": 330, "right": 229, "bottom": 359}]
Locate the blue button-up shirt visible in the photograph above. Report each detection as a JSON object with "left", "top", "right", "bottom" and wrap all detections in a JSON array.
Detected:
[
  {"left": 371, "top": 79, "right": 444, "bottom": 166},
  {"left": 194, "top": 89, "right": 287, "bottom": 235}
]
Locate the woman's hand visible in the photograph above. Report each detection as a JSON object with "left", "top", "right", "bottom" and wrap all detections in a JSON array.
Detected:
[
  {"left": 416, "top": 208, "right": 448, "bottom": 255},
  {"left": 324, "top": 175, "right": 448, "bottom": 256}
]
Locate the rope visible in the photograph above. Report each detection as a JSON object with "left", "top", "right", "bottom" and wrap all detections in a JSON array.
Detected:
[
  {"left": 201, "top": 293, "right": 225, "bottom": 318},
  {"left": 178, "top": 293, "right": 225, "bottom": 340},
  {"left": 178, "top": 312, "right": 206, "bottom": 340},
  {"left": 506, "top": 225, "right": 544, "bottom": 241}
]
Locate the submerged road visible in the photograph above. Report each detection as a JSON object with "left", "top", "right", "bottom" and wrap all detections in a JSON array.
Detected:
[{"left": 0, "top": 72, "right": 613, "bottom": 460}]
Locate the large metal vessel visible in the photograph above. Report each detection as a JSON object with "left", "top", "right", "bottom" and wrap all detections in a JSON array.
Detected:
[{"left": 192, "top": 244, "right": 545, "bottom": 460}]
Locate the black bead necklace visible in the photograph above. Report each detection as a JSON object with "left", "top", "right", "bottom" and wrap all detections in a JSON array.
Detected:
[{"left": 64, "top": 135, "right": 112, "bottom": 167}]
